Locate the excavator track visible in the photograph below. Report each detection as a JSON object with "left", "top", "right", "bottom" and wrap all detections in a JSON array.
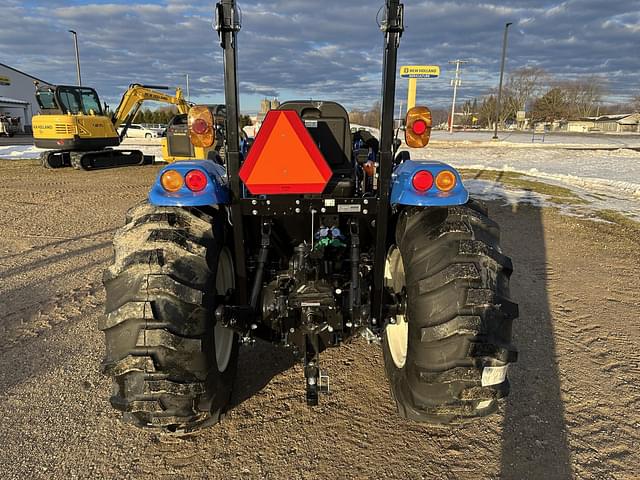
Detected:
[
  {"left": 41, "top": 150, "right": 71, "bottom": 169},
  {"left": 41, "top": 149, "right": 150, "bottom": 170}
]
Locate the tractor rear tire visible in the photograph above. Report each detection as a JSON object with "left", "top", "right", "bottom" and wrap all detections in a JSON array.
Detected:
[
  {"left": 383, "top": 201, "right": 518, "bottom": 423},
  {"left": 101, "top": 202, "right": 239, "bottom": 432}
]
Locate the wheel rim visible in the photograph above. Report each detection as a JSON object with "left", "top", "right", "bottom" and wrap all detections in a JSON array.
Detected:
[
  {"left": 214, "top": 247, "right": 235, "bottom": 372},
  {"left": 384, "top": 247, "right": 408, "bottom": 369}
]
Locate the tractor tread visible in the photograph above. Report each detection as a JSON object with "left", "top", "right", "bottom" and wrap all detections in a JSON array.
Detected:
[
  {"left": 102, "top": 201, "right": 237, "bottom": 432},
  {"left": 384, "top": 202, "right": 518, "bottom": 424}
]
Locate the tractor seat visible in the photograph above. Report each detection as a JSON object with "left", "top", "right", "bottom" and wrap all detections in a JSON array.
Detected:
[{"left": 278, "top": 101, "right": 355, "bottom": 197}]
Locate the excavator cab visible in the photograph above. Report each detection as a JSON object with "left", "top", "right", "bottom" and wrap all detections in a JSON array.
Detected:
[
  {"left": 35, "top": 85, "right": 104, "bottom": 117},
  {"left": 33, "top": 85, "right": 120, "bottom": 152}
]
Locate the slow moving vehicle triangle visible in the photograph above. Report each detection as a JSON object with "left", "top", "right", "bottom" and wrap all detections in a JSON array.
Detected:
[{"left": 239, "top": 110, "right": 332, "bottom": 194}]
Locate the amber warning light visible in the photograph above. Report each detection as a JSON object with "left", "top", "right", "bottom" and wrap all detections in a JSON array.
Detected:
[
  {"left": 405, "top": 106, "right": 433, "bottom": 148},
  {"left": 239, "top": 110, "right": 332, "bottom": 195}
]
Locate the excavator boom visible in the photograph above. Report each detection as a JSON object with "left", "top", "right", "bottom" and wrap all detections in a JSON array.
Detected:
[{"left": 112, "top": 84, "right": 191, "bottom": 133}]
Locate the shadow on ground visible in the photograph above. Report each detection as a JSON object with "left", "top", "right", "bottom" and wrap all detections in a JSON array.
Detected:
[
  {"left": 469, "top": 176, "right": 573, "bottom": 477},
  {"left": 229, "top": 340, "right": 297, "bottom": 409}
]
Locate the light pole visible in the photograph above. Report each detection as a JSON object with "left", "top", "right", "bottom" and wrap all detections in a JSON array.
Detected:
[
  {"left": 448, "top": 59, "right": 468, "bottom": 134},
  {"left": 68, "top": 30, "right": 82, "bottom": 86},
  {"left": 493, "top": 22, "right": 512, "bottom": 140},
  {"left": 185, "top": 73, "right": 190, "bottom": 101}
]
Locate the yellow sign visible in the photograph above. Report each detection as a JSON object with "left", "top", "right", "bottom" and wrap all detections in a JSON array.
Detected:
[
  {"left": 0, "top": 75, "right": 10, "bottom": 86},
  {"left": 400, "top": 65, "right": 440, "bottom": 79}
]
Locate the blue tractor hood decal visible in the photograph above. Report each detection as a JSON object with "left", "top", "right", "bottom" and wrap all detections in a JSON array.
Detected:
[
  {"left": 148, "top": 160, "right": 230, "bottom": 207},
  {"left": 390, "top": 159, "right": 469, "bottom": 207}
]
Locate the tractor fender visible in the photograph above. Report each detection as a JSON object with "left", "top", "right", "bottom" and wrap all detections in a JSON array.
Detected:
[
  {"left": 148, "top": 160, "right": 230, "bottom": 207},
  {"left": 390, "top": 158, "right": 469, "bottom": 207}
]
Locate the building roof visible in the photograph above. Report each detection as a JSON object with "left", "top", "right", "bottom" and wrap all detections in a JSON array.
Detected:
[
  {"left": 0, "top": 96, "right": 29, "bottom": 105},
  {"left": 595, "top": 114, "right": 630, "bottom": 122},
  {"left": 618, "top": 113, "right": 640, "bottom": 125},
  {"left": 0, "top": 62, "right": 50, "bottom": 86}
]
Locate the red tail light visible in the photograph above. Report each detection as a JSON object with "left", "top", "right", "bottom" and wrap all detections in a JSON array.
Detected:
[
  {"left": 412, "top": 119, "right": 427, "bottom": 135},
  {"left": 191, "top": 118, "right": 208, "bottom": 135},
  {"left": 411, "top": 170, "right": 433, "bottom": 192},
  {"left": 185, "top": 169, "right": 207, "bottom": 192}
]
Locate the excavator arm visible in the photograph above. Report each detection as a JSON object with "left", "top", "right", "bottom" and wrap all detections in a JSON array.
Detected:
[{"left": 112, "top": 84, "right": 191, "bottom": 139}]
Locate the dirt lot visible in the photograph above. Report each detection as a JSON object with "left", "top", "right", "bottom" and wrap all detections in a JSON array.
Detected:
[{"left": 0, "top": 160, "right": 639, "bottom": 479}]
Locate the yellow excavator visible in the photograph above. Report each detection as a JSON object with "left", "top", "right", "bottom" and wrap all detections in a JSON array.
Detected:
[{"left": 32, "top": 83, "right": 190, "bottom": 169}]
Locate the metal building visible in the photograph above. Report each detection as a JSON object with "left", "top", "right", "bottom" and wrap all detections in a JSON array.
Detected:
[{"left": 0, "top": 62, "right": 51, "bottom": 133}]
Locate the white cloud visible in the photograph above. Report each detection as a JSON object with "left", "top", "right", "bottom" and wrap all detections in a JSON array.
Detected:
[{"left": 0, "top": 0, "right": 638, "bottom": 111}]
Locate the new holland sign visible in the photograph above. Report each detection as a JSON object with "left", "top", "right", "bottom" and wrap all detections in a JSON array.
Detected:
[
  {"left": 0, "top": 75, "right": 10, "bottom": 86},
  {"left": 400, "top": 65, "right": 440, "bottom": 79}
]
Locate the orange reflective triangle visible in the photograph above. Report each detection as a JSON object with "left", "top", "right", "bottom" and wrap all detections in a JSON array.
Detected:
[{"left": 239, "top": 110, "right": 332, "bottom": 194}]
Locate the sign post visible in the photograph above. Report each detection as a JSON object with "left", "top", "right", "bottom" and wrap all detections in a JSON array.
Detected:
[{"left": 400, "top": 65, "right": 440, "bottom": 111}]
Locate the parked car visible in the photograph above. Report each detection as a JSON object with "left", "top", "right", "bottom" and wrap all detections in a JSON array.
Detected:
[
  {"left": 142, "top": 123, "right": 166, "bottom": 136},
  {"left": 118, "top": 123, "right": 160, "bottom": 138}
]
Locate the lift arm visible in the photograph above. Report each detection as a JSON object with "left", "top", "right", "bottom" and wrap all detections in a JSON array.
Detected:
[
  {"left": 112, "top": 84, "right": 192, "bottom": 138},
  {"left": 372, "top": 0, "right": 404, "bottom": 327},
  {"left": 216, "top": 0, "right": 248, "bottom": 304}
]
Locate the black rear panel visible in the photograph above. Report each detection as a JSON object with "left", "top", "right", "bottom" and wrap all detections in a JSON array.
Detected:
[{"left": 165, "top": 114, "right": 193, "bottom": 157}]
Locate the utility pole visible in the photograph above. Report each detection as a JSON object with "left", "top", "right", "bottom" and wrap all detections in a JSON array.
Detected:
[
  {"left": 68, "top": 30, "right": 82, "bottom": 86},
  {"left": 493, "top": 22, "right": 512, "bottom": 140},
  {"left": 185, "top": 74, "right": 190, "bottom": 101},
  {"left": 448, "top": 59, "right": 468, "bottom": 134}
]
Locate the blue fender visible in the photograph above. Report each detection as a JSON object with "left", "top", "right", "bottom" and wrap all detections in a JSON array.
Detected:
[
  {"left": 148, "top": 160, "right": 230, "bottom": 207},
  {"left": 390, "top": 159, "right": 469, "bottom": 207}
]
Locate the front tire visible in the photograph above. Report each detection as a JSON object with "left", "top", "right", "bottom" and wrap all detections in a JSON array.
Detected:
[
  {"left": 383, "top": 201, "right": 518, "bottom": 423},
  {"left": 101, "top": 202, "right": 239, "bottom": 432}
]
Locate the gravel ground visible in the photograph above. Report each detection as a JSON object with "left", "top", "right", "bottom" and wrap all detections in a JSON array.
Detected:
[{"left": 0, "top": 160, "right": 639, "bottom": 479}]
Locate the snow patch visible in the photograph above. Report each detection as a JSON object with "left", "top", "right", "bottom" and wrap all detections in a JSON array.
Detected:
[
  {"left": 0, "top": 143, "right": 163, "bottom": 161},
  {"left": 408, "top": 145, "right": 640, "bottom": 221}
]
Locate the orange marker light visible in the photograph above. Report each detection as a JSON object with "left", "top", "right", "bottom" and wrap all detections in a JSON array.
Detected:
[
  {"left": 161, "top": 169, "right": 184, "bottom": 192},
  {"left": 188, "top": 106, "right": 214, "bottom": 148},
  {"left": 435, "top": 170, "right": 457, "bottom": 192},
  {"left": 404, "top": 106, "right": 433, "bottom": 148}
]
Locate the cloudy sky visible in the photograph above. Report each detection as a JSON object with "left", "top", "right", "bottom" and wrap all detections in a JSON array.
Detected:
[{"left": 2, "top": 0, "right": 639, "bottom": 113}]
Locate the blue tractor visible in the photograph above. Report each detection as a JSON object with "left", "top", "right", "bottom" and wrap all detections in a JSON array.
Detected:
[{"left": 101, "top": 0, "right": 518, "bottom": 432}]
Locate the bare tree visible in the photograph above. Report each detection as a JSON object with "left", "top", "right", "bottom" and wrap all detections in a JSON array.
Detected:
[
  {"left": 598, "top": 103, "right": 628, "bottom": 115},
  {"left": 478, "top": 95, "right": 497, "bottom": 128},
  {"left": 532, "top": 88, "right": 569, "bottom": 123},
  {"left": 478, "top": 90, "right": 516, "bottom": 129},
  {"left": 632, "top": 95, "right": 640, "bottom": 113},
  {"left": 560, "top": 77, "right": 606, "bottom": 118},
  {"left": 430, "top": 108, "right": 449, "bottom": 127},
  {"left": 506, "top": 67, "right": 548, "bottom": 111},
  {"left": 349, "top": 101, "right": 381, "bottom": 128}
]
